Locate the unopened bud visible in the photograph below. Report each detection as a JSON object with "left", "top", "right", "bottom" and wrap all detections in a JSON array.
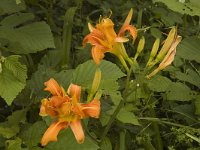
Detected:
[
  {"left": 87, "top": 68, "right": 102, "bottom": 102},
  {"left": 155, "top": 27, "right": 176, "bottom": 62},
  {"left": 134, "top": 36, "right": 145, "bottom": 60},
  {"left": 146, "top": 38, "right": 160, "bottom": 67}
]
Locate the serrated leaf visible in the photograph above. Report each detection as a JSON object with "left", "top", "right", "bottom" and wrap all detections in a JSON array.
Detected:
[
  {"left": 147, "top": 75, "right": 172, "bottom": 92},
  {"left": 0, "top": 0, "right": 25, "bottom": 16},
  {"left": 153, "top": 0, "right": 200, "bottom": 16},
  {"left": 177, "top": 37, "right": 200, "bottom": 63},
  {"left": 0, "top": 55, "right": 27, "bottom": 105},
  {"left": 117, "top": 108, "right": 140, "bottom": 125},
  {"left": 0, "top": 22, "right": 55, "bottom": 54},
  {"left": 6, "top": 137, "right": 22, "bottom": 150},
  {"left": 45, "top": 129, "right": 99, "bottom": 150},
  {"left": 20, "top": 121, "right": 47, "bottom": 148},
  {"left": 0, "top": 13, "right": 34, "bottom": 28},
  {"left": 166, "top": 82, "right": 195, "bottom": 101}
]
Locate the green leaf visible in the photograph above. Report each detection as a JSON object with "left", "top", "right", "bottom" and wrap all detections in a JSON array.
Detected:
[
  {"left": 177, "top": 37, "right": 200, "bottom": 63},
  {"left": 100, "top": 137, "right": 112, "bottom": 150},
  {"left": 174, "top": 69, "right": 200, "bottom": 88},
  {"left": 20, "top": 121, "right": 47, "bottom": 148},
  {"left": 166, "top": 82, "right": 195, "bottom": 101},
  {"left": 153, "top": 0, "right": 200, "bottom": 16},
  {"left": 194, "top": 95, "right": 200, "bottom": 116},
  {"left": 6, "top": 137, "right": 22, "bottom": 150},
  {"left": 28, "top": 51, "right": 73, "bottom": 100},
  {"left": 0, "top": 13, "right": 34, "bottom": 28},
  {"left": 117, "top": 108, "right": 140, "bottom": 126},
  {"left": 0, "top": 22, "right": 55, "bottom": 54},
  {"left": 0, "top": 126, "right": 19, "bottom": 139},
  {"left": 62, "top": 7, "right": 77, "bottom": 65},
  {"left": 0, "top": 55, "right": 27, "bottom": 105},
  {"left": 45, "top": 129, "right": 99, "bottom": 150},
  {"left": 0, "top": 0, "right": 25, "bottom": 16},
  {"left": 16, "top": 0, "right": 21, "bottom": 5},
  {"left": 147, "top": 75, "right": 172, "bottom": 92},
  {"left": 73, "top": 60, "right": 125, "bottom": 90},
  {"left": 7, "top": 109, "right": 27, "bottom": 125}
]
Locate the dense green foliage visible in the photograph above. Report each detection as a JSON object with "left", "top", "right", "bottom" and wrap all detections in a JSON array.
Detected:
[{"left": 0, "top": 0, "right": 200, "bottom": 149}]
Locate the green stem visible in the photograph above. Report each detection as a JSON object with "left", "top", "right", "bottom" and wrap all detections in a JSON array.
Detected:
[
  {"left": 118, "top": 55, "right": 129, "bottom": 72},
  {"left": 139, "top": 117, "right": 198, "bottom": 130},
  {"left": 119, "top": 130, "right": 126, "bottom": 150},
  {"left": 149, "top": 107, "right": 163, "bottom": 150},
  {"left": 100, "top": 64, "right": 134, "bottom": 141}
]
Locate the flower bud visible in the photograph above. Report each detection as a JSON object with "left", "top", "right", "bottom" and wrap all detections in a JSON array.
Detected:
[
  {"left": 134, "top": 36, "right": 145, "bottom": 60},
  {"left": 146, "top": 38, "right": 160, "bottom": 67},
  {"left": 155, "top": 27, "right": 177, "bottom": 62}
]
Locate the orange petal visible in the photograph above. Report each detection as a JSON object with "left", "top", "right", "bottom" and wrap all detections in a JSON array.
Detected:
[
  {"left": 118, "top": 25, "right": 137, "bottom": 42},
  {"left": 41, "top": 121, "right": 67, "bottom": 146},
  {"left": 123, "top": 8, "right": 133, "bottom": 26},
  {"left": 70, "top": 120, "right": 84, "bottom": 144},
  {"left": 50, "top": 96, "right": 69, "bottom": 107},
  {"left": 82, "top": 99, "right": 100, "bottom": 118},
  {"left": 44, "top": 78, "right": 63, "bottom": 96},
  {"left": 115, "top": 37, "right": 129, "bottom": 43},
  {"left": 92, "top": 46, "right": 105, "bottom": 65},
  {"left": 82, "top": 29, "right": 104, "bottom": 47},
  {"left": 39, "top": 98, "right": 48, "bottom": 116},
  {"left": 88, "top": 23, "right": 95, "bottom": 32},
  {"left": 67, "top": 84, "right": 81, "bottom": 102}
]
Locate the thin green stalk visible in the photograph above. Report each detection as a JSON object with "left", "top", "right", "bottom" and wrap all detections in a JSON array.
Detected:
[
  {"left": 100, "top": 64, "right": 134, "bottom": 141},
  {"left": 139, "top": 117, "right": 198, "bottom": 130},
  {"left": 149, "top": 107, "right": 163, "bottom": 150},
  {"left": 119, "top": 130, "right": 126, "bottom": 150}
]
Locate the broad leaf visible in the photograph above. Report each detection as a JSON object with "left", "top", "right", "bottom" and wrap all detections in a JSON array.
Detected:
[
  {"left": 0, "top": 13, "right": 34, "bottom": 27},
  {"left": 20, "top": 121, "right": 47, "bottom": 148},
  {"left": 0, "top": 55, "right": 27, "bottom": 105},
  {"left": 0, "top": 0, "right": 25, "bottom": 16},
  {"left": 153, "top": 0, "right": 200, "bottom": 16},
  {"left": 117, "top": 108, "right": 140, "bottom": 125},
  {"left": 174, "top": 69, "right": 200, "bottom": 88},
  {"left": 147, "top": 75, "right": 172, "bottom": 92},
  {"left": 0, "top": 126, "right": 19, "bottom": 139},
  {"left": 177, "top": 37, "right": 200, "bottom": 63},
  {"left": 45, "top": 129, "right": 99, "bottom": 150},
  {"left": 0, "top": 22, "right": 55, "bottom": 54},
  {"left": 166, "top": 82, "right": 195, "bottom": 101},
  {"left": 6, "top": 137, "right": 22, "bottom": 150},
  {"left": 72, "top": 60, "right": 125, "bottom": 91}
]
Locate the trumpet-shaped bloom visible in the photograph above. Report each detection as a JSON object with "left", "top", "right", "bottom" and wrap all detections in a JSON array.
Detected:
[
  {"left": 83, "top": 9, "right": 137, "bottom": 64},
  {"left": 40, "top": 78, "right": 100, "bottom": 146}
]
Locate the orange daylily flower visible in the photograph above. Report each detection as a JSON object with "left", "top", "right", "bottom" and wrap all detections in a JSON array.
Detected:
[
  {"left": 83, "top": 9, "right": 137, "bottom": 65},
  {"left": 40, "top": 78, "right": 100, "bottom": 146}
]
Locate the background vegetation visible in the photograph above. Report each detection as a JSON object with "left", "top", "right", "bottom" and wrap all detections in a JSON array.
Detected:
[{"left": 0, "top": 0, "right": 199, "bottom": 149}]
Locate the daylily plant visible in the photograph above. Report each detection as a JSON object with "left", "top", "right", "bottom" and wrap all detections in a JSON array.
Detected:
[
  {"left": 83, "top": 9, "right": 137, "bottom": 71},
  {"left": 39, "top": 78, "right": 100, "bottom": 146},
  {"left": 146, "top": 27, "right": 182, "bottom": 78}
]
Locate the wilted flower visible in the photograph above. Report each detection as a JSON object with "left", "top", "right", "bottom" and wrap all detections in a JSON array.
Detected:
[{"left": 40, "top": 78, "right": 100, "bottom": 146}]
